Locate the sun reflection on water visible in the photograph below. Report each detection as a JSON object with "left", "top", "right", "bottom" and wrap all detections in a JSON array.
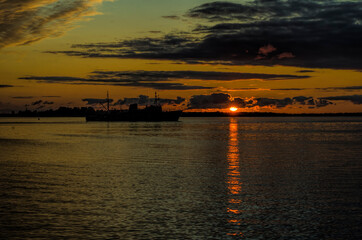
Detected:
[{"left": 226, "top": 118, "right": 244, "bottom": 238}]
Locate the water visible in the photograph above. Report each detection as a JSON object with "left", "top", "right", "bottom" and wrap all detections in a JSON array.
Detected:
[{"left": 0, "top": 117, "right": 361, "bottom": 239}]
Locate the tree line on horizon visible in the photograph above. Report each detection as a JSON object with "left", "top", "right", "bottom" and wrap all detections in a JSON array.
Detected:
[{"left": 0, "top": 106, "right": 361, "bottom": 117}]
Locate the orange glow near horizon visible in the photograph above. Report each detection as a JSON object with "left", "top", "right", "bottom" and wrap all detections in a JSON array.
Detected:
[
  {"left": 226, "top": 118, "right": 244, "bottom": 237},
  {"left": 230, "top": 107, "right": 238, "bottom": 112}
]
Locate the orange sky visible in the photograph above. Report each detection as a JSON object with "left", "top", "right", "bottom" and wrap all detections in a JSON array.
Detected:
[{"left": 0, "top": 0, "right": 361, "bottom": 113}]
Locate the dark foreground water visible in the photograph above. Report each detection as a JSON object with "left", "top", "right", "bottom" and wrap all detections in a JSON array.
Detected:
[{"left": 0, "top": 117, "right": 361, "bottom": 239}]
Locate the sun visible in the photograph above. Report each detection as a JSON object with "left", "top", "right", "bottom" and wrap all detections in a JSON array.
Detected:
[{"left": 229, "top": 107, "right": 238, "bottom": 112}]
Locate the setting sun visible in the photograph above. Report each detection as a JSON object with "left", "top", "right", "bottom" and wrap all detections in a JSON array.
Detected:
[{"left": 230, "top": 107, "right": 238, "bottom": 112}]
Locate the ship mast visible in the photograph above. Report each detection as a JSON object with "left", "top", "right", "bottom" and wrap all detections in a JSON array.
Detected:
[{"left": 107, "top": 91, "right": 110, "bottom": 113}]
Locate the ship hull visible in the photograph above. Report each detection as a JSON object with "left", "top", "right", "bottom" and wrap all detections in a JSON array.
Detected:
[{"left": 86, "top": 111, "right": 182, "bottom": 122}]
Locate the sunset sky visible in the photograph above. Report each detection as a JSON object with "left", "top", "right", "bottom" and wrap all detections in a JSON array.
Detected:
[{"left": 0, "top": 0, "right": 361, "bottom": 113}]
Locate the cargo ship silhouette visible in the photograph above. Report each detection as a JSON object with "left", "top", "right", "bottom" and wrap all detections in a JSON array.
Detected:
[{"left": 86, "top": 92, "right": 182, "bottom": 122}]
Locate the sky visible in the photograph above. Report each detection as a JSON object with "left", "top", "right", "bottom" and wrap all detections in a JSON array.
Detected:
[{"left": 0, "top": 0, "right": 361, "bottom": 113}]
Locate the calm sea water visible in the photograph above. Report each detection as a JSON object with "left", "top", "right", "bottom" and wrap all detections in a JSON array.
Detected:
[{"left": 0, "top": 117, "right": 361, "bottom": 239}]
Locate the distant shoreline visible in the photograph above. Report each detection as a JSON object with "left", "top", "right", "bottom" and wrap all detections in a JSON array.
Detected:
[
  {"left": 182, "top": 112, "right": 362, "bottom": 117},
  {"left": 1, "top": 111, "right": 361, "bottom": 118}
]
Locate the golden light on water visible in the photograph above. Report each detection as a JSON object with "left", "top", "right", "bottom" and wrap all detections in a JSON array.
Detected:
[
  {"left": 230, "top": 107, "right": 238, "bottom": 112},
  {"left": 226, "top": 118, "right": 243, "bottom": 237}
]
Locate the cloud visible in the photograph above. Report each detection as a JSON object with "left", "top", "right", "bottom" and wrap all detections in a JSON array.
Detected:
[
  {"left": 12, "top": 96, "right": 34, "bottom": 99},
  {"left": 0, "top": 84, "right": 14, "bottom": 88},
  {"left": 277, "top": 52, "right": 295, "bottom": 59},
  {"left": 31, "top": 100, "right": 42, "bottom": 105},
  {"left": 43, "top": 101, "right": 54, "bottom": 105},
  {"left": 225, "top": 86, "right": 362, "bottom": 92},
  {"left": 149, "top": 31, "right": 162, "bottom": 34},
  {"left": 188, "top": 93, "right": 233, "bottom": 109},
  {"left": 319, "top": 95, "right": 362, "bottom": 104},
  {"left": 90, "top": 70, "right": 309, "bottom": 81},
  {"left": 258, "top": 44, "right": 276, "bottom": 56},
  {"left": 185, "top": 1, "right": 257, "bottom": 22},
  {"left": 114, "top": 95, "right": 185, "bottom": 106},
  {"left": 20, "top": 74, "right": 213, "bottom": 90},
  {"left": 228, "top": 87, "right": 263, "bottom": 91},
  {"left": 13, "top": 96, "right": 60, "bottom": 99},
  {"left": 296, "top": 70, "right": 315, "bottom": 73},
  {"left": 188, "top": 93, "right": 335, "bottom": 109},
  {"left": 273, "top": 88, "right": 307, "bottom": 91},
  {"left": 0, "top": 0, "right": 112, "bottom": 49},
  {"left": 115, "top": 82, "right": 212, "bottom": 90},
  {"left": 82, "top": 98, "right": 113, "bottom": 105},
  {"left": 50, "top": 0, "right": 362, "bottom": 70},
  {"left": 317, "top": 86, "right": 362, "bottom": 91},
  {"left": 188, "top": 93, "right": 295, "bottom": 109},
  {"left": 271, "top": 86, "right": 362, "bottom": 92},
  {"left": 19, "top": 70, "right": 309, "bottom": 90},
  {"left": 255, "top": 97, "right": 294, "bottom": 108},
  {"left": 20, "top": 76, "right": 87, "bottom": 82},
  {"left": 162, "top": 15, "right": 180, "bottom": 20},
  {"left": 314, "top": 99, "right": 333, "bottom": 108},
  {"left": 29, "top": 99, "right": 55, "bottom": 107},
  {"left": 292, "top": 96, "right": 313, "bottom": 105}
]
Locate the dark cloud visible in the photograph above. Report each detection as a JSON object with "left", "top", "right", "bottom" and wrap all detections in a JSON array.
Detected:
[
  {"left": 188, "top": 93, "right": 335, "bottom": 109},
  {"left": 13, "top": 96, "right": 59, "bottom": 101},
  {"left": 186, "top": 0, "right": 362, "bottom": 69},
  {"left": 0, "top": 84, "right": 14, "bottom": 88},
  {"left": 320, "top": 95, "right": 362, "bottom": 104},
  {"left": 0, "top": 0, "right": 111, "bottom": 49},
  {"left": 185, "top": 1, "right": 254, "bottom": 21},
  {"left": 114, "top": 95, "right": 185, "bottom": 106},
  {"left": 314, "top": 99, "right": 333, "bottom": 107},
  {"left": 20, "top": 75, "right": 212, "bottom": 91},
  {"left": 318, "top": 86, "right": 362, "bottom": 91},
  {"left": 48, "top": 0, "right": 362, "bottom": 70},
  {"left": 296, "top": 70, "right": 315, "bottom": 73},
  {"left": 27, "top": 99, "right": 55, "bottom": 108},
  {"left": 46, "top": 33, "right": 201, "bottom": 60},
  {"left": 272, "top": 86, "right": 362, "bottom": 92},
  {"left": 188, "top": 93, "right": 233, "bottom": 109},
  {"left": 335, "top": 86, "right": 362, "bottom": 91},
  {"left": 82, "top": 98, "right": 114, "bottom": 105},
  {"left": 162, "top": 15, "right": 180, "bottom": 20},
  {"left": 293, "top": 96, "right": 313, "bottom": 105},
  {"left": 19, "top": 74, "right": 211, "bottom": 90},
  {"left": 20, "top": 76, "right": 88, "bottom": 83},
  {"left": 43, "top": 101, "right": 54, "bottom": 105},
  {"left": 12, "top": 96, "right": 34, "bottom": 99},
  {"left": 19, "top": 70, "right": 308, "bottom": 91},
  {"left": 91, "top": 70, "right": 309, "bottom": 81},
  {"left": 31, "top": 100, "right": 42, "bottom": 105},
  {"left": 255, "top": 97, "right": 293, "bottom": 108},
  {"left": 273, "top": 88, "right": 307, "bottom": 91}
]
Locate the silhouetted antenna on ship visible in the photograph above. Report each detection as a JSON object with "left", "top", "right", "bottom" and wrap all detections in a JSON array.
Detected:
[
  {"left": 154, "top": 92, "right": 157, "bottom": 105},
  {"left": 99, "top": 91, "right": 110, "bottom": 112},
  {"left": 107, "top": 91, "right": 110, "bottom": 113}
]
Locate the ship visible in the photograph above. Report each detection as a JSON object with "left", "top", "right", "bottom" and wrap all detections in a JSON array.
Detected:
[{"left": 86, "top": 92, "right": 182, "bottom": 122}]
